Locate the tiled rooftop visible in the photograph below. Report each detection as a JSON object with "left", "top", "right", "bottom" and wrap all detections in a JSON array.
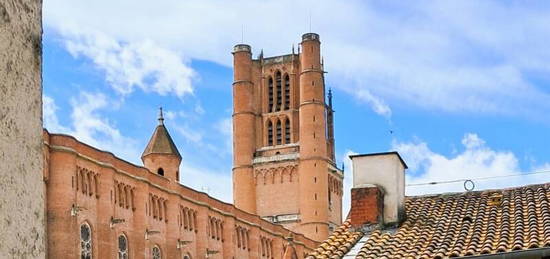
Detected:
[{"left": 308, "top": 183, "right": 550, "bottom": 259}]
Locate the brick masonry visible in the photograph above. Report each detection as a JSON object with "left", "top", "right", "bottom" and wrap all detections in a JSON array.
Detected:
[
  {"left": 232, "top": 33, "right": 344, "bottom": 243},
  {"left": 349, "top": 187, "right": 383, "bottom": 228},
  {"left": 44, "top": 131, "right": 317, "bottom": 258}
]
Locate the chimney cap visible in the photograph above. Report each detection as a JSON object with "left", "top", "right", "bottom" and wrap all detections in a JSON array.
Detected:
[
  {"left": 349, "top": 151, "right": 408, "bottom": 169},
  {"left": 233, "top": 44, "right": 251, "bottom": 53},
  {"left": 302, "top": 33, "right": 320, "bottom": 42}
]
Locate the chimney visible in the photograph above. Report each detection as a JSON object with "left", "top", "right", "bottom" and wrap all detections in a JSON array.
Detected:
[{"left": 349, "top": 152, "right": 407, "bottom": 228}]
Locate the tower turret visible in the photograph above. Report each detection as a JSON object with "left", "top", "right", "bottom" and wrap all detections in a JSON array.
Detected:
[
  {"left": 327, "top": 88, "right": 335, "bottom": 161},
  {"left": 232, "top": 44, "right": 257, "bottom": 214},
  {"left": 142, "top": 108, "right": 182, "bottom": 182},
  {"left": 297, "top": 33, "right": 331, "bottom": 241}
]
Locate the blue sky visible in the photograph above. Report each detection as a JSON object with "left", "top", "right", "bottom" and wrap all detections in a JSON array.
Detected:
[{"left": 42, "top": 1, "right": 550, "bottom": 214}]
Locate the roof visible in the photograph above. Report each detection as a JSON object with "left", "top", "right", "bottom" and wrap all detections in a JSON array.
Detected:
[
  {"left": 308, "top": 183, "right": 550, "bottom": 258},
  {"left": 349, "top": 151, "right": 408, "bottom": 169},
  {"left": 141, "top": 123, "right": 181, "bottom": 159}
]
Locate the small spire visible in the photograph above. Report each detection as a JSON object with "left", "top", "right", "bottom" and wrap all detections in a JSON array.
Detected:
[
  {"left": 158, "top": 107, "right": 164, "bottom": 125},
  {"left": 292, "top": 44, "right": 295, "bottom": 54},
  {"left": 328, "top": 88, "right": 333, "bottom": 108},
  {"left": 259, "top": 49, "right": 264, "bottom": 60}
]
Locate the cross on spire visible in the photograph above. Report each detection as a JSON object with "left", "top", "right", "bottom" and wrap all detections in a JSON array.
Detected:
[{"left": 158, "top": 107, "right": 164, "bottom": 125}]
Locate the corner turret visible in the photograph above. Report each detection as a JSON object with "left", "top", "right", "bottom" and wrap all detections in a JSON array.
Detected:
[{"left": 142, "top": 108, "right": 182, "bottom": 182}]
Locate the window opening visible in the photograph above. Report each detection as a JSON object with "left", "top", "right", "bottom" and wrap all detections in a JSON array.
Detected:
[
  {"left": 268, "top": 77, "right": 274, "bottom": 112},
  {"left": 284, "top": 74, "right": 290, "bottom": 110},
  {"left": 267, "top": 121, "right": 273, "bottom": 146},
  {"left": 118, "top": 235, "right": 128, "bottom": 259},
  {"left": 80, "top": 223, "right": 92, "bottom": 259},
  {"left": 276, "top": 120, "right": 282, "bottom": 145},
  {"left": 284, "top": 118, "right": 291, "bottom": 144},
  {"left": 276, "top": 72, "right": 282, "bottom": 111}
]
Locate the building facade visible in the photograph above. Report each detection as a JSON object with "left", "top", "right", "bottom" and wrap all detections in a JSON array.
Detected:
[
  {"left": 232, "top": 33, "right": 343, "bottom": 243},
  {"left": 44, "top": 113, "right": 318, "bottom": 259}
]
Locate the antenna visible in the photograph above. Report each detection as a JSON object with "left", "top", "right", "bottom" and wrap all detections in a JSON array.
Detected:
[
  {"left": 309, "top": 10, "right": 312, "bottom": 33},
  {"left": 241, "top": 24, "right": 244, "bottom": 43}
]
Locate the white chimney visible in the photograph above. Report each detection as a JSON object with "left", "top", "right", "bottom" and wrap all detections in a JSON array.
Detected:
[{"left": 349, "top": 152, "right": 407, "bottom": 227}]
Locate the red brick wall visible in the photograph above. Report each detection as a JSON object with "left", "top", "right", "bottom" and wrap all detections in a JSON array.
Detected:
[
  {"left": 349, "top": 187, "right": 383, "bottom": 227},
  {"left": 44, "top": 132, "right": 318, "bottom": 259}
]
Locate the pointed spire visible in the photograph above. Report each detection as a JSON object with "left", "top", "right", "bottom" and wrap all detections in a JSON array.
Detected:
[
  {"left": 259, "top": 49, "right": 264, "bottom": 60},
  {"left": 142, "top": 109, "right": 181, "bottom": 160},
  {"left": 292, "top": 44, "right": 295, "bottom": 54},
  {"left": 328, "top": 88, "right": 333, "bottom": 108}
]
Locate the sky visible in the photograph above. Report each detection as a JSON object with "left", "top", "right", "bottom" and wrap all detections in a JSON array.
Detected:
[{"left": 42, "top": 0, "right": 550, "bottom": 215}]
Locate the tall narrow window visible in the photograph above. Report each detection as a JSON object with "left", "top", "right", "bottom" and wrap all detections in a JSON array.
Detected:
[
  {"left": 80, "top": 223, "right": 92, "bottom": 259},
  {"left": 118, "top": 234, "right": 128, "bottom": 259},
  {"left": 268, "top": 77, "right": 273, "bottom": 112},
  {"left": 275, "top": 72, "right": 282, "bottom": 111},
  {"left": 276, "top": 120, "right": 282, "bottom": 145},
  {"left": 284, "top": 74, "right": 290, "bottom": 110},
  {"left": 267, "top": 121, "right": 273, "bottom": 146},
  {"left": 285, "top": 118, "right": 291, "bottom": 144},
  {"left": 152, "top": 246, "right": 161, "bottom": 259}
]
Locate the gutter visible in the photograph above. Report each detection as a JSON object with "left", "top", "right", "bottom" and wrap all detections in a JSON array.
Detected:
[{"left": 458, "top": 248, "right": 550, "bottom": 259}]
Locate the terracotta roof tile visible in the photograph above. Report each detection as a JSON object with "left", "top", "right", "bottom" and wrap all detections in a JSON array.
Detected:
[{"left": 308, "top": 183, "right": 550, "bottom": 258}]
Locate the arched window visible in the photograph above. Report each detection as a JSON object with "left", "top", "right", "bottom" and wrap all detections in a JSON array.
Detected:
[
  {"left": 152, "top": 246, "right": 161, "bottom": 259},
  {"left": 80, "top": 223, "right": 92, "bottom": 259},
  {"left": 183, "top": 255, "right": 191, "bottom": 259},
  {"left": 183, "top": 208, "right": 188, "bottom": 229},
  {"left": 284, "top": 74, "right": 290, "bottom": 110},
  {"left": 236, "top": 227, "right": 241, "bottom": 248},
  {"left": 268, "top": 77, "right": 274, "bottom": 112},
  {"left": 267, "top": 121, "right": 273, "bottom": 146},
  {"left": 276, "top": 120, "right": 282, "bottom": 145},
  {"left": 157, "top": 168, "right": 164, "bottom": 176},
  {"left": 275, "top": 72, "right": 282, "bottom": 111},
  {"left": 284, "top": 118, "right": 291, "bottom": 144},
  {"left": 118, "top": 234, "right": 128, "bottom": 259}
]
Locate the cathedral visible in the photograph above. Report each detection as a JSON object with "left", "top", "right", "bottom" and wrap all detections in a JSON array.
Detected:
[
  {"left": 232, "top": 32, "right": 343, "bottom": 241},
  {"left": 42, "top": 33, "right": 340, "bottom": 258}
]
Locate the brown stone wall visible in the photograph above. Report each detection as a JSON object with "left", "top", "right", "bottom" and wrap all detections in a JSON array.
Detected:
[
  {"left": 0, "top": 0, "right": 45, "bottom": 257},
  {"left": 45, "top": 132, "right": 317, "bottom": 258}
]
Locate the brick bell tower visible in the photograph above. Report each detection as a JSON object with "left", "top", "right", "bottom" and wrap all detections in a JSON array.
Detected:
[{"left": 232, "top": 33, "right": 343, "bottom": 242}]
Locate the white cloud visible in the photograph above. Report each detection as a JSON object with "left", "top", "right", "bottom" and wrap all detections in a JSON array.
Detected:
[
  {"left": 43, "top": 95, "right": 69, "bottom": 133},
  {"left": 352, "top": 88, "right": 392, "bottom": 118},
  {"left": 43, "top": 93, "right": 141, "bottom": 163},
  {"left": 175, "top": 125, "right": 203, "bottom": 144},
  {"left": 63, "top": 30, "right": 195, "bottom": 98},
  {"left": 215, "top": 117, "right": 233, "bottom": 155},
  {"left": 163, "top": 110, "right": 176, "bottom": 120},
  {"left": 43, "top": 0, "right": 550, "bottom": 120},
  {"left": 392, "top": 133, "right": 549, "bottom": 196}
]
